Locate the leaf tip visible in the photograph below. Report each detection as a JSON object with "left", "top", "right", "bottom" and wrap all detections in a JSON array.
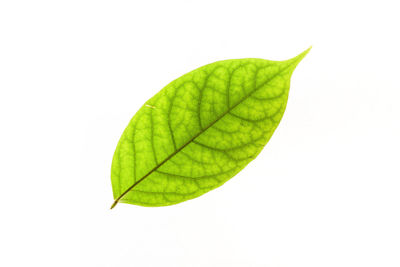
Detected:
[
  {"left": 284, "top": 46, "right": 311, "bottom": 72},
  {"left": 292, "top": 46, "right": 312, "bottom": 63}
]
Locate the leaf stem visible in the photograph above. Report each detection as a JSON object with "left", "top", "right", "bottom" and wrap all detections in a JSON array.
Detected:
[{"left": 110, "top": 200, "right": 118, "bottom": 210}]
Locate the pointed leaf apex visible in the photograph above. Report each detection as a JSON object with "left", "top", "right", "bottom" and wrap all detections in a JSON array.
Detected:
[{"left": 289, "top": 46, "right": 312, "bottom": 65}]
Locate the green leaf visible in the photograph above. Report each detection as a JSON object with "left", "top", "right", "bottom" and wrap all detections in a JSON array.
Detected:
[{"left": 110, "top": 48, "right": 310, "bottom": 208}]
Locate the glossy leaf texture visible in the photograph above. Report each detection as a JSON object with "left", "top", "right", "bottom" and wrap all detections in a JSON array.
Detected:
[{"left": 111, "top": 48, "right": 310, "bottom": 208}]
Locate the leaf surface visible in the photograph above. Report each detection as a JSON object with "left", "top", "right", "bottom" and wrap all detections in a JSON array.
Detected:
[{"left": 111, "top": 48, "right": 310, "bottom": 208}]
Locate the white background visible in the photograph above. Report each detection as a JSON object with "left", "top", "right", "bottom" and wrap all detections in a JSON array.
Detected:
[{"left": 1, "top": 0, "right": 399, "bottom": 266}]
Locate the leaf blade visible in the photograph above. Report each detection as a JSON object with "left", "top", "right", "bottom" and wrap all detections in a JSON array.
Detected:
[{"left": 111, "top": 48, "right": 310, "bottom": 208}]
